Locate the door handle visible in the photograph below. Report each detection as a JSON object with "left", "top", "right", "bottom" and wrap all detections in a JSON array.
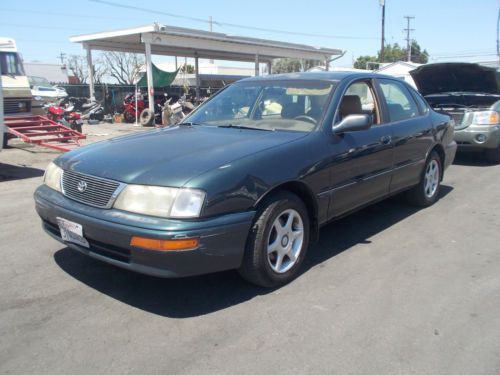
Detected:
[{"left": 380, "top": 135, "right": 392, "bottom": 145}]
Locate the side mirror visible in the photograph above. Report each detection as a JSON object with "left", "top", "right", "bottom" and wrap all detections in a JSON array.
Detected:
[{"left": 332, "top": 114, "right": 372, "bottom": 134}]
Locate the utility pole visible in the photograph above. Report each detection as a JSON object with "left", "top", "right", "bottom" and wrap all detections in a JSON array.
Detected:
[
  {"left": 209, "top": 16, "right": 214, "bottom": 64},
  {"left": 57, "top": 52, "right": 66, "bottom": 65},
  {"left": 404, "top": 16, "right": 415, "bottom": 62},
  {"left": 380, "top": 0, "right": 385, "bottom": 63}
]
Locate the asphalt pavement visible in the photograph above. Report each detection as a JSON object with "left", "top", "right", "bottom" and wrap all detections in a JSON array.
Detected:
[{"left": 1, "top": 126, "right": 499, "bottom": 374}]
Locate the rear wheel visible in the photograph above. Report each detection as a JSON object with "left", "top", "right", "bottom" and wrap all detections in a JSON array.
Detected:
[
  {"left": 239, "top": 192, "right": 310, "bottom": 288},
  {"left": 406, "top": 151, "right": 442, "bottom": 207}
]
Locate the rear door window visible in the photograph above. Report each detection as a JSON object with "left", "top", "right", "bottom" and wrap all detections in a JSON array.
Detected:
[{"left": 379, "top": 79, "right": 420, "bottom": 122}]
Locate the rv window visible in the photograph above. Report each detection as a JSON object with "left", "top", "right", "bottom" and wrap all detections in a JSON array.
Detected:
[{"left": 0, "top": 52, "right": 25, "bottom": 76}]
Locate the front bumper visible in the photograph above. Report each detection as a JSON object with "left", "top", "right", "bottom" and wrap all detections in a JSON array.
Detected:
[
  {"left": 455, "top": 124, "right": 500, "bottom": 151},
  {"left": 34, "top": 185, "right": 255, "bottom": 278}
]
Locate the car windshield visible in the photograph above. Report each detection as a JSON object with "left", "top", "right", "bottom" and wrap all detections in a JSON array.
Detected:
[
  {"left": 29, "top": 76, "right": 51, "bottom": 87},
  {"left": 187, "top": 80, "right": 336, "bottom": 132}
]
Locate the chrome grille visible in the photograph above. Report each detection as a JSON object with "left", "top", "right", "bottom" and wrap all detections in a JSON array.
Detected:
[
  {"left": 448, "top": 111, "right": 464, "bottom": 126},
  {"left": 62, "top": 170, "right": 122, "bottom": 208}
]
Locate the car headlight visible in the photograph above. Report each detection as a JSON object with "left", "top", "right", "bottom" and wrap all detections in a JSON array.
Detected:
[
  {"left": 473, "top": 111, "right": 499, "bottom": 125},
  {"left": 44, "top": 162, "right": 62, "bottom": 192},
  {"left": 113, "top": 185, "right": 206, "bottom": 218}
]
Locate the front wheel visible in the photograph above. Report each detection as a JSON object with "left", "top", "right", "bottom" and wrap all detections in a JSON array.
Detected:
[
  {"left": 239, "top": 192, "right": 310, "bottom": 288},
  {"left": 123, "top": 111, "right": 135, "bottom": 123},
  {"left": 406, "top": 151, "right": 442, "bottom": 207}
]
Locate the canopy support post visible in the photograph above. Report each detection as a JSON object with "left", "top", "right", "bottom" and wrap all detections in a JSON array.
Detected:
[
  {"left": 145, "top": 41, "right": 154, "bottom": 112},
  {"left": 194, "top": 53, "right": 200, "bottom": 100},
  {"left": 255, "top": 53, "right": 260, "bottom": 76},
  {"left": 0, "top": 71, "right": 4, "bottom": 150},
  {"left": 85, "top": 45, "right": 95, "bottom": 101},
  {"left": 267, "top": 61, "right": 272, "bottom": 75}
]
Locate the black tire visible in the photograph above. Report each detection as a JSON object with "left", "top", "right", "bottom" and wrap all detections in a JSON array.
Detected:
[
  {"left": 406, "top": 150, "right": 442, "bottom": 207},
  {"left": 485, "top": 146, "right": 500, "bottom": 163},
  {"left": 74, "top": 123, "right": 83, "bottom": 133},
  {"left": 140, "top": 109, "right": 155, "bottom": 127},
  {"left": 2, "top": 133, "right": 9, "bottom": 149},
  {"left": 123, "top": 111, "right": 135, "bottom": 123},
  {"left": 239, "top": 192, "right": 310, "bottom": 288}
]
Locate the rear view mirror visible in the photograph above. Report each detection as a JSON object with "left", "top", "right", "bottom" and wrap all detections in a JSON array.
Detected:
[{"left": 332, "top": 114, "right": 372, "bottom": 134}]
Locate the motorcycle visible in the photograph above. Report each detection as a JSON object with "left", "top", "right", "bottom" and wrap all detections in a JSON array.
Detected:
[
  {"left": 46, "top": 105, "right": 84, "bottom": 133},
  {"left": 122, "top": 93, "right": 146, "bottom": 123},
  {"left": 60, "top": 97, "right": 106, "bottom": 123},
  {"left": 159, "top": 95, "right": 196, "bottom": 127}
]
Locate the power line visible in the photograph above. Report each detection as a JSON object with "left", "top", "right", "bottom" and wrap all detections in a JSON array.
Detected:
[
  {"left": 0, "top": 8, "right": 125, "bottom": 20},
  {"left": 0, "top": 22, "right": 89, "bottom": 32},
  {"left": 88, "top": 0, "right": 379, "bottom": 40},
  {"left": 431, "top": 48, "right": 495, "bottom": 55},
  {"left": 431, "top": 53, "right": 497, "bottom": 59}
]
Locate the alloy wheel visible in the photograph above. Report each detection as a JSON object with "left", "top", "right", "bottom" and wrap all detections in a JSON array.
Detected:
[
  {"left": 424, "top": 159, "right": 440, "bottom": 198},
  {"left": 267, "top": 209, "right": 304, "bottom": 274}
]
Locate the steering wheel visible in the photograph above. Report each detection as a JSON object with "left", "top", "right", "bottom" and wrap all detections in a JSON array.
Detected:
[{"left": 294, "top": 115, "right": 317, "bottom": 125}]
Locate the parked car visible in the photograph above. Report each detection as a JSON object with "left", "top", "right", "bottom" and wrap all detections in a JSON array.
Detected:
[
  {"left": 29, "top": 76, "right": 68, "bottom": 115},
  {"left": 34, "top": 72, "right": 456, "bottom": 287},
  {"left": 410, "top": 63, "right": 500, "bottom": 162}
]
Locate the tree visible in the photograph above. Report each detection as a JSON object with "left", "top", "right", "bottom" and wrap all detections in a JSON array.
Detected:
[
  {"left": 380, "top": 43, "right": 405, "bottom": 62},
  {"left": 408, "top": 41, "right": 429, "bottom": 64},
  {"left": 181, "top": 64, "right": 195, "bottom": 74},
  {"left": 92, "top": 56, "right": 107, "bottom": 84},
  {"left": 66, "top": 54, "right": 107, "bottom": 84},
  {"left": 102, "top": 52, "right": 144, "bottom": 84},
  {"left": 353, "top": 55, "right": 380, "bottom": 70},
  {"left": 67, "top": 55, "right": 88, "bottom": 84},
  {"left": 354, "top": 40, "right": 429, "bottom": 69},
  {"left": 272, "top": 58, "right": 322, "bottom": 74}
]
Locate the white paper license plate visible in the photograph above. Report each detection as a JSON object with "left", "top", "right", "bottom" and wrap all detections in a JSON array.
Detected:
[{"left": 57, "top": 217, "right": 89, "bottom": 248}]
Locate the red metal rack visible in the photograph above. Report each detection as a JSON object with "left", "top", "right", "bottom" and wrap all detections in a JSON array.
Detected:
[{"left": 4, "top": 115, "right": 86, "bottom": 152}]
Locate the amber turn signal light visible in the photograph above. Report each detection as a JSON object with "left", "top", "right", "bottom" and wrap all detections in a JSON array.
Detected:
[{"left": 130, "top": 236, "right": 199, "bottom": 251}]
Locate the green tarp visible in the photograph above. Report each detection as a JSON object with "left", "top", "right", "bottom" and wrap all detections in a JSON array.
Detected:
[{"left": 137, "top": 64, "right": 179, "bottom": 88}]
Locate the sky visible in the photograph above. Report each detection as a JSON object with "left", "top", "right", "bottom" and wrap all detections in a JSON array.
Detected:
[{"left": 0, "top": 0, "right": 499, "bottom": 69}]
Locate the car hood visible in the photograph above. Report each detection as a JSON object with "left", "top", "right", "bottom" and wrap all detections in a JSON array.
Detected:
[
  {"left": 410, "top": 63, "right": 500, "bottom": 96},
  {"left": 57, "top": 125, "right": 307, "bottom": 187}
]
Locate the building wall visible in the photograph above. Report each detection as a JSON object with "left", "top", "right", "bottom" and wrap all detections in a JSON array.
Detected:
[{"left": 24, "top": 62, "right": 69, "bottom": 83}]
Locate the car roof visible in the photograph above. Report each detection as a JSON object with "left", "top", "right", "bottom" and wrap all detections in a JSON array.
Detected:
[{"left": 239, "top": 70, "right": 397, "bottom": 83}]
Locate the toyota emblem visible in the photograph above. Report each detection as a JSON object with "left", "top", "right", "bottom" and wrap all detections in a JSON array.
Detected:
[{"left": 77, "top": 181, "right": 88, "bottom": 193}]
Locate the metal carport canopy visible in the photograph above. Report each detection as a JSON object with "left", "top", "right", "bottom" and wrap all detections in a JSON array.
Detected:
[{"left": 69, "top": 23, "right": 343, "bottom": 111}]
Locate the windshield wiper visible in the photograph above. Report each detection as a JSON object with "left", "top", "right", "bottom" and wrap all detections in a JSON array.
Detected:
[
  {"left": 177, "top": 121, "right": 204, "bottom": 126},
  {"left": 217, "top": 124, "right": 274, "bottom": 131}
]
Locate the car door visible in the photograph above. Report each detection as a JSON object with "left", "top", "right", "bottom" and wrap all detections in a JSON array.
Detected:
[
  {"left": 375, "top": 78, "right": 435, "bottom": 193},
  {"left": 325, "top": 79, "right": 394, "bottom": 218}
]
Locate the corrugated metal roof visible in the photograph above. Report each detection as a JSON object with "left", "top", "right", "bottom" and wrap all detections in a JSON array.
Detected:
[{"left": 70, "top": 23, "right": 342, "bottom": 62}]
